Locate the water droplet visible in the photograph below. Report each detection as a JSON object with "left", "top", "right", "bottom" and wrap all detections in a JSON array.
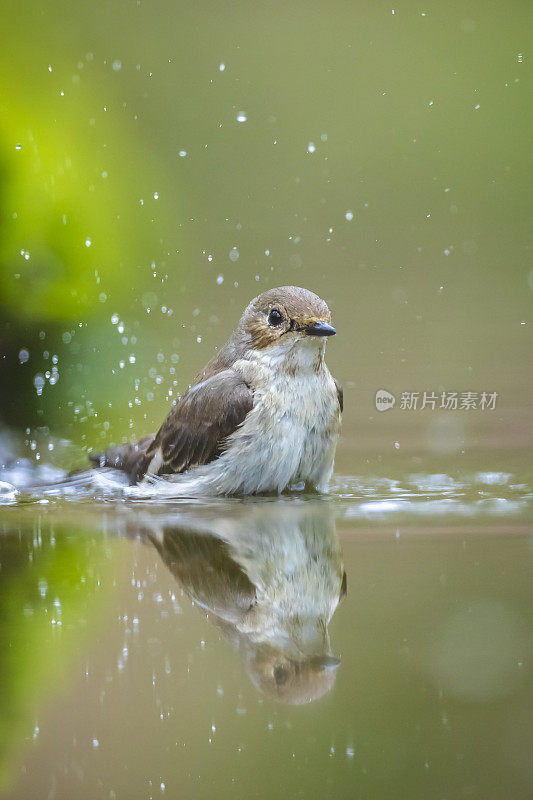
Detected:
[
  {"left": 112, "top": 60, "right": 122, "bottom": 71},
  {"left": 153, "top": 191, "right": 159, "bottom": 200},
  {"left": 229, "top": 247, "right": 239, "bottom": 262},
  {"left": 85, "top": 238, "right": 92, "bottom": 247},
  {"left": 307, "top": 142, "right": 316, "bottom": 153},
  {"left": 178, "top": 150, "right": 187, "bottom": 157},
  {"left": 345, "top": 210, "right": 354, "bottom": 221},
  {"left": 111, "top": 314, "right": 119, "bottom": 325},
  {"left": 19, "top": 349, "right": 29, "bottom": 364},
  {"left": 236, "top": 112, "right": 247, "bottom": 123},
  {"left": 216, "top": 274, "right": 224, "bottom": 284},
  {"left": 219, "top": 63, "right": 225, "bottom": 71}
]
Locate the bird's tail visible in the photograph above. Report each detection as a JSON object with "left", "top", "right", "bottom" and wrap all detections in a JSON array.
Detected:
[{"left": 88, "top": 434, "right": 155, "bottom": 484}]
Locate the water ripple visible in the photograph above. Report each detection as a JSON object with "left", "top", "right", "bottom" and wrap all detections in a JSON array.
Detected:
[{"left": 0, "top": 459, "right": 531, "bottom": 522}]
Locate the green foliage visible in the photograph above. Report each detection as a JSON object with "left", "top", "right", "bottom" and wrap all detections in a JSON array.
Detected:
[
  {"left": 0, "top": 523, "right": 122, "bottom": 794},
  {"left": 0, "top": 68, "right": 180, "bottom": 323}
]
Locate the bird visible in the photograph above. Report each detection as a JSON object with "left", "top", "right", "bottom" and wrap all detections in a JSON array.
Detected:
[
  {"left": 90, "top": 286, "right": 342, "bottom": 495},
  {"left": 134, "top": 501, "right": 346, "bottom": 704}
]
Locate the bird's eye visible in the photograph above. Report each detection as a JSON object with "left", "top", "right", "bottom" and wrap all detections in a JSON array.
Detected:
[
  {"left": 268, "top": 308, "right": 284, "bottom": 326},
  {"left": 273, "top": 665, "right": 290, "bottom": 686}
]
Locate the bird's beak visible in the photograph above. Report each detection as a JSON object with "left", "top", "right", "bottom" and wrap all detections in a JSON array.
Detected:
[
  {"left": 306, "top": 320, "right": 336, "bottom": 337},
  {"left": 309, "top": 655, "right": 341, "bottom": 670}
]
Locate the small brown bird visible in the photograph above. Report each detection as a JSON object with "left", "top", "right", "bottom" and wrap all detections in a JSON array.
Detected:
[
  {"left": 90, "top": 286, "right": 342, "bottom": 495},
  {"left": 138, "top": 502, "right": 346, "bottom": 704}
]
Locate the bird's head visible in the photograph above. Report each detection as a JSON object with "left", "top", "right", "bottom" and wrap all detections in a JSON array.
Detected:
[
  {"left": 245, "top": 645, "right": 341, "bottom": 705},
  {"left": 239, "top": 286, "right": 336, "bottom": 352}
]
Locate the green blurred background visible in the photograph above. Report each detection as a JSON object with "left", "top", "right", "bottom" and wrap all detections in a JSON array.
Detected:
[{"left": 0, "top": 0, "right": 532, "bottom": 468}]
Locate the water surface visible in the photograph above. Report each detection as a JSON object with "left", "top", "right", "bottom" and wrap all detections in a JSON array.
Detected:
[{"left": 1, "top": 474, "right": 532, "bottom": 799}]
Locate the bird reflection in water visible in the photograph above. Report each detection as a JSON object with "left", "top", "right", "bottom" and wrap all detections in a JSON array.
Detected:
[{"left": 138, "top": 502, "right": 346, "bottom": 705}]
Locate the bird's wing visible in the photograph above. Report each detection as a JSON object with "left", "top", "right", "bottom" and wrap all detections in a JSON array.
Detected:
[
  {"left": 88, "top": 434, "right": 155, "bottom": 480},
  {"left": 147, "top": 369, "right": 254, "bottom": 475},
  {"left": 149, "top": 527, "right": 257, "bottom": 625},
  {"left": 334, "top": 378, "right": 343, "bottom": 413}
]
